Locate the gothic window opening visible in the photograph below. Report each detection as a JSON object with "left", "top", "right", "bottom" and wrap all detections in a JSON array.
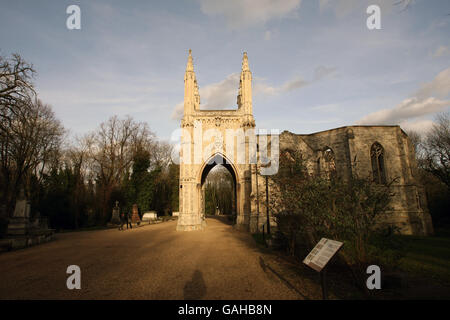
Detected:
[
  {"left": 323, "top": 147, "right": 336, "bottom": 178},
  {"left": 371, "top": 142, "right": 386, "bottom": 184}
]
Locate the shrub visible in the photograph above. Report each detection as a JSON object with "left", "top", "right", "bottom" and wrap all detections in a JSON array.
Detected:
[{"left": 272, "top": 148, "right": 395, "bottom": 290}]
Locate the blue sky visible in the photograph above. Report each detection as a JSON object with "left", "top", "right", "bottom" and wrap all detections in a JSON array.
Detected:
[{"left": 1, "top": 0, "right": 449, "bottom": 140}]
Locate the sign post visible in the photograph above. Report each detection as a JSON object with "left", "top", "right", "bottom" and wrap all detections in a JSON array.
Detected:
[
  {"left": 320, "top": 268, "right": 328, "bottom": 300},
  {"left": 303, "top": 238, "right": 343, "bottom": 300}
]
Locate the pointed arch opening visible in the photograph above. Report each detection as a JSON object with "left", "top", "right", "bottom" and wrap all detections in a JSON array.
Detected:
[
  {"left": 198, "top": 154, "right": 238, "bottom": 220},
  {"left": 371, "top": 142, "right": 387, "bottom": 184},
  {"left": 323, "top": 147, "right": 336, "bottom": 178}
]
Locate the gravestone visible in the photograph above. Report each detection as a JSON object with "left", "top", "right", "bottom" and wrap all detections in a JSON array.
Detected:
[
  {"left": 110, "top": 201, "right": 120, "bottom": 224},
  {"left": 31, "top": 212, "right": 40, "bottom": 229},
  {"left": 29, "top": 211, "right": 50, "bottom": 231},
  {"left": 142, "top": 211, "right": 157, "bottom": 222},
  {"left": 172, "top": 211, "right": 179, "bottom": 217},
  {"left": 7, "top": 188, "right": 31, "bottom": 236},
  {"left": 131, "top": 204, "right": 141, "bottom": 224},
  {"left": 39, "top": 216, "right": 49, "bottom": 230}
]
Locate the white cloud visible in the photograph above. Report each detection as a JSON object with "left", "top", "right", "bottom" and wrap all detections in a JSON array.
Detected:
[
  {"left": 319, "top": 0, "right": 395, "bottom": 18},
  {"left": 319, "top": 0, "right": 359, "bottom": 18},
  {"left": 264, "top": 30, "right": 272, "bottom": 41},
  {"left": 399, "top": 119, "right": 435, "bottom": 134},
  {"left": 358, "top": 97, "right": 450, "bottom": 125},
  {"left": 172, "top": 73, "right": 309, "bottom": 119},
  {"left": 200, "top": 73, "right": 241, "bottom": 109},
  {"left": 358, "top": 67, "right": 450, "bottom": 127},
  {"left": 254, "top": 65, "right": 335, "bottom": 96},
  {"left": 254, "top": 76, "right": 309, "bottom": 96},
  {"left": 171, "top": 73, "right": 241, "bottom": 120},
  {"left": 171, "top": 102, "right": 184, "bottom": 120},
  {"left": 280, "top": 77, "right": 309, "bottom": 91},
  {"left": 415, "top": 67, "right": 450, "bottom": 99},
  {"left": 197, "top": 0, "right": 302, "bottom": 29},
  {"left": 171, "top": 64, "right": 337, "bottom": 120},
  {"left": 253, "top": 77, "right": 309, "bottom": 96},
  {"left": 432, "top": 45, "right": 450, "bottom": 58}
]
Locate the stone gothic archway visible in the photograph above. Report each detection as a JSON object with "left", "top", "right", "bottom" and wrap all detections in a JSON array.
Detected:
[{"left": 177, "top": 50, "right": 255, "bottom": 231}]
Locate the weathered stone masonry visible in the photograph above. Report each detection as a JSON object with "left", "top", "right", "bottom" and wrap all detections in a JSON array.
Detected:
[
  {"left": 275, "top": 127, "right": 434, "bottom": 235},
  {"left": 177, "top": 50, "right": 434, "bottom": 236}
]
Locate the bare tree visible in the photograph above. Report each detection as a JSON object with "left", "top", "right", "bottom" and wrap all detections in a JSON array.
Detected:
[
  {"left": 0, "top": 98, "right": 64, "bottom": 216},
  {"left": 62, "top": 135, "right": 95, "bottom": 187},
  {"left": 422, "top": 112, "right": 450, "bottom": 189},
  {"left": 405, "top": 130, "right": 421, "bottom": 154},
  {"left": 0, "top": 53, "right": 35, "bottom": 126},
  {"left": 151, "top": 141, "right": 173, "bottom": 170},
  {"left": 87, "top": 115, "right": 154, "bottom": 222}
]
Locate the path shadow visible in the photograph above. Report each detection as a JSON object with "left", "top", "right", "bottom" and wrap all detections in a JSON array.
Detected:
[
  {"left": 183, "top": 270, "right": 207, "bottom": 300},
  {"left": 259, "top": 256, "right": 309, "bottom": 299}
]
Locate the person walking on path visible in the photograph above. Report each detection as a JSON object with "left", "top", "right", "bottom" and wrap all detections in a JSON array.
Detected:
[
  {"left": 127, "top": 211, "right": 133, "bottom": 229},
  {"left": 118, "top": 212, "right": 125, "bottom": 231}
]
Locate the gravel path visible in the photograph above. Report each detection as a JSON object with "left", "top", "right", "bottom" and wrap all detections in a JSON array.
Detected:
[{"left": 0, "top": 218, "right": 301, "bottom": 300}]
